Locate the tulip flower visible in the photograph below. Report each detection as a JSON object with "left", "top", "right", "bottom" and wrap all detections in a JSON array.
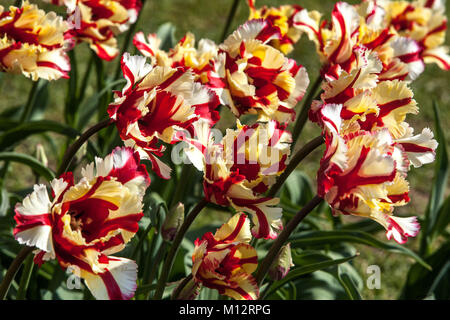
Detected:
[
  {"left": 47, "top": 0, "right": 143, "bottom": 60},
  {"left": 192, "top": 213, "right": 259, "bottom": 300},
  {"left": 246, "top": 0, "right": 304, "bottom": 54},
  {"left": 314, "top": 102, "right": 435, "bottom": 244},
  {"left": 182, "top": 119, "right": 287, "bottom": 239},
  {"left": 380, "top": 0, "right": 450, "bottom": 70},
  {"left": 13, "top": 147, "right": 150, "bottom": 299},
  {"left": 0, "top": 1, "right": 70, "bottom": 80},
  {"left": 108, "top": 53, "right": 220, "bottom": 179},
  {"left": 216, "top": 19, "right": 309, "bottom": 124},
  {"left": 133, "top": 31, "right": 222, "bottom": 88}
]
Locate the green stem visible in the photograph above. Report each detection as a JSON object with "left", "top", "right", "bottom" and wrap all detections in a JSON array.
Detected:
[
  {"left": 255, "top": 195, "right": 323, "bottom": 286},
  {"left": 153, "top": 198, "right": 208, "bottom": 300},
  {"left": 57, "top": 118, "right": 113, "bottom": 176},
  {"left": 0, "top": 246, "right": 34, "bottom": 300},
  {"left": 141, "top": 227, "right": 157, "bottom": 286},
  {"left": 291, "top": 75, "right": 322, "bottom": 143},
  {"left": 93, "top": 54, "right": 107, "bottom": 124},
  {"left": 65, "top": 50, "right": 79, "bottom": 125},
  {"left": 220, "top": 0, "right": 240, "bottom": 42},
  {"left": 76, "top": 55, "right": 94, "bottom": 105},
  {"left": 113, "top": 0, "right": 148, "bottom": 80},
  {"left": 145, "top": 241, "right": 168, "bottom": 299},
  {"left": 170, "top": 165, "right": 195, "bottom": 208},
  {"left": 20, "top": 80, "right": 41, "bottom": 123},
  {"left": 16, "top": 254, "right": 34, "bottom": 300},
  {"left": 267, "top": 135, "right": 324, "bottom": 198}
]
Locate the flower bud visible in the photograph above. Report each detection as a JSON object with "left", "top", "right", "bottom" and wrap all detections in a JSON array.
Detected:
[
  {"left": 171, "top": 276, "right": 202, "bottom": 300},
  {"left": 161, "top": 202, "right": 185, "bottom": 241},
  {"left": 35, "top": 144, "right": 48, "bottom": 167},
  {"left": 268, "top": 243, "right": 294, "bottom": 281}
]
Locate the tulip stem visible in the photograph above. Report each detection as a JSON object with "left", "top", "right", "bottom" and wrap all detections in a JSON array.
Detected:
[
  {"left": 220, "top": 0, "right": 240, "bottom": 42},
  {"left": 267, "top": 135, "right": 324, "bottom": 198},
  {"left": 0, "top": 246, "right": 34, "bottom": 300},
  {"left": 153, "top": 198, "right": 208, "bottom": 300},
  {"left": 57, "top": 118, "right": 114, "bottom": 176},
  {"left": 291, "top": 75, "right": 323, "bottom": 143},
  {"left": 16, "top": 253, "right": 35, "bottom": 300},
  {"left": 170, "top": 165, "right": 196, "bottom": 208},
  {"left": 255, "top": 195, "right": 323, "bottom": 287},
  {"left": 145, "top": 241, "right": 168, "bottom": 298},
  {"left": 113, "top": 0, "right": 148, "bottom": 81},
  {"left": 20, "top": 79, "right": 41, "bottom": 124}
]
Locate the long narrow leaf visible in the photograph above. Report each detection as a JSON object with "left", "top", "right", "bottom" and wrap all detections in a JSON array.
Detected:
[
  {"left": 0, "top": 120, "right": 80, "bottom": 151},
  {"left": 290, "top": 230, "right": 431, "bottom": 270},
  {"left": 336, "top": 267, "right": 363, "bottom": 300},
  {"left": 420, "top": 101, "right": 449, "bottom": 255},
  {"left": 264, "top": 254, "right": 357, "bottom": 298},
  {"left": 0, "top": 152, "right": 55, "bottom": 181},
  {"left": 400, "top": 241, "right": 450, "bottom": 299}
]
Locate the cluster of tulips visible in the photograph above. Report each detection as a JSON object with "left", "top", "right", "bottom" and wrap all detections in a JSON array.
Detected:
[{"left": 0, "top": 0, "right": 447, "bottom": 300}]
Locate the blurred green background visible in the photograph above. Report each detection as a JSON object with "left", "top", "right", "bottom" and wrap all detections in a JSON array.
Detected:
[{"left": 0, "top": 0, "right": 449, "bottom": 299}]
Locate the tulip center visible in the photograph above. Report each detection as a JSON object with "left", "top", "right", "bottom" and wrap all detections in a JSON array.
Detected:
[
  {"left": 65, "top": 197, "right": 118, "bottom": 243},
  {"left": 69, "top": 211, "right": 84, "bottom": 232}
]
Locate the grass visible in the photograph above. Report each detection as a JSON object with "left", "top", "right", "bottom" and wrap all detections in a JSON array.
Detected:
[{"left": 0, "top": 0, "right": 449, "bottom": 300}]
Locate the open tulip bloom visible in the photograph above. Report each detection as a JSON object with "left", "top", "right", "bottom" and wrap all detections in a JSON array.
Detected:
[
  {"left": 13, "top": 147, "right": 150, "bottom": 299},
  {"left": 0, "top": 0, "right": 448, "bottom": 302}
]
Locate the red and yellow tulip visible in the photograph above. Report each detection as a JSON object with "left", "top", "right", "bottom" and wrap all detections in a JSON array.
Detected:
[
  {"left": 13, "top": 147, "right": 150, "bottom": 299},
  {"left": 0, "top": 1, "right": 70, "bottom": 80},
  {"left": 192, "top": 213, "right": 259, "bottom": 300}
]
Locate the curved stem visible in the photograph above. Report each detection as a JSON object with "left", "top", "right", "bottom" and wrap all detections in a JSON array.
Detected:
[
  {"left": 153, "top": 198, "right": 208, "bottom": 300},
  {"left": 57, "top": 118, "right": 113, "bottom": 176},
  {"left": 0, "top": 246, "right": 34, "bottom": 300},
  {"left": 267, "top": 135, "right": 324, "bottom": 198},
  {"left": 220, "top": 0, "right": 240, "bottom": 42},
  {"left": 291, "top": 75, "right": 322, "bottom": 143},
  {"left": 255, "top": 195, "right": 323, "bottom": 286}
]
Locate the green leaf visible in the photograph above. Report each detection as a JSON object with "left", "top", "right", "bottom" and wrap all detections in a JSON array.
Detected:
[
  {"left": 339, "top": 219, "right": 384, "bottom": 234},
  {"left": 400, "top": 241, "right": 450, "bottom": 300},
  {"left": 0, "top": 152, "right": 55, "bottom": 181},
  {"left": 156, "top": 22, "right": 177, "bottom": 51},
  {"left": 76, "top": 79, "right": 125, "bottom": 130},
  {"left": 65, "top": 50, "right": 79, "bottom": 126},
  {"left": 290, "top": 230, "right": 431, "bottom": 270},
  {"left": 430, "top": 196, "right": 450, "bottom": 238},
  {"left": 0, "top": 119, "right": 19, "bottom": 132},
  {"left": 335, "top": 266, "right": 363, "bottom": 300},
  {"left": 421, "top": 101, "right": 449, "bottom": 254},
  {"left": 280, "top": 170, "right": 313, "bottom": 208},
  {"left": 135, "top": 283, "right": 157, "bottom": 296},
  {"left": 0, "top": 120, "right": 80, "bottom": 151},
  {"left": 29, "top": 80, "right": 50, "bottom": 121},
  {"left": 264, "top": 253, "right": 357, "bottom": 298}
]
